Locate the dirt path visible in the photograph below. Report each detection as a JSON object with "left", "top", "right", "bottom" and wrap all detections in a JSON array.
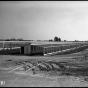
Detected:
[
  {"left": 1, "top": 71, "right": 88, "bottom": 87},
  {"left": 1, "top": 54, "right": 88, "bottom": 87}
]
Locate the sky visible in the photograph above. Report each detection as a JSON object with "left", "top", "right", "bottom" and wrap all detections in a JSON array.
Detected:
[{"left": 0, "top": 1, "right": 88, "bottom": 41}]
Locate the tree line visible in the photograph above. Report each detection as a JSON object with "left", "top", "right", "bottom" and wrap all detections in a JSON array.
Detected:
[{"left": 49, "top": 36, "right": 61, "bottom": 42}]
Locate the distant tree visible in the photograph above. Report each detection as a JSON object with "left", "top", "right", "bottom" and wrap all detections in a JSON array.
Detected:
[
  {"left": 0, "top": 39, "right": 3, "bottom": 41},
  {"left": 54, "top": 37, "right": 61, "bottom": 42},
  {"left": 17, "top": 38, "right": 23, "bottom": 41},
  {"left": 75, "top": 40, "right": 79, "bottom": 42},
  {"left": 49, "top": 39, "right": 53, "bottom": 41},
  {"left": 10, "top": 38, "right": 16, "bottom": 41},
  {"left": 6, "top": 39, "right": 10, "bottom": 41},
  {"left": 58, "top": 38, "right": 61, "bottom": 41},
  {"left": 37, "top": 40, "right": 40, "bottom": 41},
  {"left": 64, "top": 40, "right": 66, "bottom": 42},
  {"left": 54, "top": 37, "right": 59, "bottom": 41}
]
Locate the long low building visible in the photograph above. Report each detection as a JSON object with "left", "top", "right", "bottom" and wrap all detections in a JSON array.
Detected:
[
  {"left": 20, "top": 43, "right": 88, "bottom": 56},
  {"left": 0, "top": 41, "right": 88, "bottom": 56}
]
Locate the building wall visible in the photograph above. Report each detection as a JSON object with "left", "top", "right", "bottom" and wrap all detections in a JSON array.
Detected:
[
  {"left": 4, "top": 42, "right": 31, "bottom": 48},
  {"left": 0, "top": 48, "right": 20, "bottom": 55},
  {"left": 21, "top": 43, "right": 88, "bottom": 56},
  {"left": 0, "top": 43, "right": 3, "bottom": 48},
  {"left": 24, "top": 44, "right": 31, "bottom": 55}
]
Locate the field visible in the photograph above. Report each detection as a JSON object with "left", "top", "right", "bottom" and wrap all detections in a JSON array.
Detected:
[{"left": 1, "top": 41, "right": 88, "bottom": 87}]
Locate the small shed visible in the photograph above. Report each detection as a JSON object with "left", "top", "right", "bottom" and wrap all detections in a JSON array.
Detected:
[{"left": 20, "top": 43, "right": 31, "bottom": 55}]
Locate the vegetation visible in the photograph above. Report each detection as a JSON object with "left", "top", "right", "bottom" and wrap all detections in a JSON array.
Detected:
[
  {"left": 54, "top": 36, "right": 61, "bottom": 42},
  {"left": 49, "top": 39, "right": 53, "bottom": 41}
]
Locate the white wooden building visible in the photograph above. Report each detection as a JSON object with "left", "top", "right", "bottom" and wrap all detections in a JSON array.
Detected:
[{"left": 20, "top": 43, "right": 31, "bottom": 55}]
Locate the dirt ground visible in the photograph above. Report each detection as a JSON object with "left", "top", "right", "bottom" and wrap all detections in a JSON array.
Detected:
[{"left": 1, "top": 50, "right": 88, "bottom": 87}]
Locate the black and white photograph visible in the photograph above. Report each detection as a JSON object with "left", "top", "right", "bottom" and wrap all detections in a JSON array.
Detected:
[{"left": 1, "top": 1, "right": 88, "bottom": 87}]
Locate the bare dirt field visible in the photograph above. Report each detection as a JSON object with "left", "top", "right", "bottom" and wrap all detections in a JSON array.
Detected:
[{"left": 1, "top": 49, "right": 88, "bottom": 87}]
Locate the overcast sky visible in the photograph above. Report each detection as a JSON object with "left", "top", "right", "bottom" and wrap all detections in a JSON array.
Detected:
[{"left": 0, "top": 1, "right": 88, "bottom": 41}]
